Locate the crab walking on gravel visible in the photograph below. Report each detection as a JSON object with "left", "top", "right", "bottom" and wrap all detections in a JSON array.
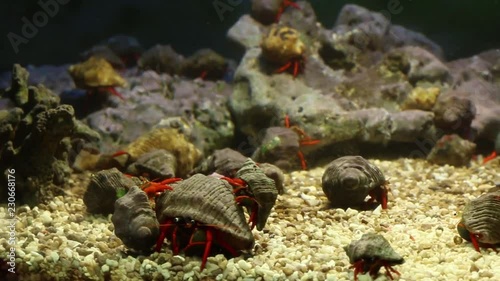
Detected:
[
  {"left": 322, "top": 156, "right": 389, "bottom": 209},
  {"left": 457, "top": 190, "right": 500, "bottom": 251},
  {"left": 154, "top": 174, "right": 255, "bottom": 270},
  {"left": 344, "top": 233, "right": 405, "bottom": 281}
]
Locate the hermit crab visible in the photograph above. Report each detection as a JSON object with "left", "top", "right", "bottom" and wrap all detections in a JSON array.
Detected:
[
  {"left": 155, "top": 174, "right": 254, "bottom": 270},
  {"left": 68, "top": 56, "right": 127, "bottom": 100},
  {"left": 260, "top": 25, "right": 306, "bottom": 77},
  {"left": 344, "top": 233, "right": 404, "bottom": 281},
  {"left": 219, "top": 158, "right": 279, "bottom": 231},
  {"left": 321, "top": 156, "right": 389, "bottom": 209},
  {"left": 457, "top": 190, "right": 500, "bottom": 251},
  {"left": 252, "top": 116, "right": 319, "bottom": 171}
]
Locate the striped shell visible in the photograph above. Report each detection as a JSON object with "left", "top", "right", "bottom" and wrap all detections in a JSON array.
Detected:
[
  {"left": 112, "top": 186, "right": 159, "bottom": 251},
  {"left": 321, "top": 156, "right": 386, "bottom": 208},
  {"left": 344, "top": 233, "right": 404, "bottom": 265},
  {"left": 156, "top": 174, "right": 254, "bottom": 251},
  {"left": 236, "top": 158, "right": 278, "bottom": 230},
  {"left": 458, "top": 190, "right": 500, "bottom": 245}
]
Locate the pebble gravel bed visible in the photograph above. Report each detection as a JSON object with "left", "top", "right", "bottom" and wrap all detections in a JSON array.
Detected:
[{"left": 1, "top": 158, "right": 499, "bottom": 281}]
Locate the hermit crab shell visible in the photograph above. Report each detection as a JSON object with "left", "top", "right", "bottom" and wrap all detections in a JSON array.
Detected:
[
  {"left": 126, "top": 149, "right": 177, "bottom": 179},
  {"left": 458, "top": 190, "right": 500, "bottom": 245},
  {"left": 68, "top": 56, "right": 127, "bottom": 89},
  {"left": 156, "top": 174, "right": 254, "bottom": 251},
  {"left": 260, "top": 25, "right": 305, "bottom": 65},
  {"left": 122, "top": 128, "right": 202, "bottom": 178},
  {"left": 321, "top": 156, "right": 386, "bottom": 208},
  {"left": 236, "top": 158, "right": 278, "bottom": 231},
  {"left": 112, "top": 186, "right": 159, "bottom": 252},
  {"left": 83, "top": 168, "right": 141, "bottom": 215},
  {"left": 191, "top": 148, "right": 248, "bottom": 177},
  {"left": 344, "top": 233, "right": 404, "bottom": 266}
]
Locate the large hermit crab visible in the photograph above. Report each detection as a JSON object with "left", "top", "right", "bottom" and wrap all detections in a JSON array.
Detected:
[
  {"left": 457, "top": 190, "right": 500, "bottom": 251},
  {"left": 155, "top": 174, "right": 254, "bottom": 270},
  {"left": 322, "top": 156, "right": 389, "bottom": 209},
  {"left": 260, "top": 25, "right": 306, "bottom": 77}
]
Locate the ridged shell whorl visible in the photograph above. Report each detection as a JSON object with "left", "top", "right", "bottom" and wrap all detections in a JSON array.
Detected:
[
  {"left": 112, "top": 186, "right": 159, "bottom": 251},
  {"left": 344, "top": 233, "right": 404, "bottom": 265},
  {"left": 156, "top": 174, "right": 254, "bottom": 250},
  {"left": 322, "top": 156, "right": 386, "bottom": 208},
  {"left": 459, "top": 190, "right": 500, "bottom": 245},
  {"left": 236, "top": 159, "right": 278, "bottom": 230}
]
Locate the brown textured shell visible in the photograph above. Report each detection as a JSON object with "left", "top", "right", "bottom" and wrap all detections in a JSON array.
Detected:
[
  {"left": 260, "top": 25, "right": 305, "bottom": 65},
  {"left": 83, "top": 167, "right": 142, "bottom": 215},
  {"left": 126, "top": 149, "right": 177, "bottom": 179},
  {"left": 236, "top": 159, "right": 278, "bottom": 231},
  {"left": 68, "top": 56, "right": 127, "bottom": 89},
  {"left": 321, "top": 156, "right": 386, "bottom": 208},
  {"left": 344, "top": 233, "right": 404, "bottom": 265},
  {"left": 191, "top": 148, "right": 248, "bottom": 177},
  {"left": 112, "top": 186, "right": 159, "bottom": 251},
  {"left": 460, "top": 190, "right": 500, "bottom": 245},
  {"left": 124, "top": 128, "right": 202, "bottom": 178},
  {"left": 156, "top": 174, "right": 254, "bottom": 251}
]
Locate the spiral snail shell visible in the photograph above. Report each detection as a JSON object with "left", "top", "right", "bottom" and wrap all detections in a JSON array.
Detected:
[
  {"left": 457, "top": 190, "right": 500, "bottom": 251},
  {"left": 236, "top": 158, "right": 279, "bottom": 230},
  {"left": 321, "top": 156, "right": 388, "bottom": 209}
]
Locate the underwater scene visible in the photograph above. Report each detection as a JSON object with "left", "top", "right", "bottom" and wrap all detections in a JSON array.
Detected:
[{"left": 1, "top": 0, "right": 500, "bottom": 280}]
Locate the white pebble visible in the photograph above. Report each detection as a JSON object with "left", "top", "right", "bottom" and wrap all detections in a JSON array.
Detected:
[
  {"left": 40, "top": 211, "right": 53, "bottom": 225},
  {"left": 50, "top": 251, "right": 59, "bottom": 263},
  {"left": 237, "top": 259, "right": 252, "bottom": 271},
  {"left": 101, "top": 264, "right": 109, "bottom": 273}
]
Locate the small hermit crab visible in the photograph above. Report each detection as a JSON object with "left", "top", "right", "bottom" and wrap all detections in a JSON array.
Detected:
[
  {"left": 155, "top": 174, "right": 254, "bottom": 270},
  {"left": 344, "top": 233, "right": 404, "bottom": 281},
  {"left": 260, "top": 25, "right": 306, "bottom": 77},
  {"left": 68, "top": 56, "right": 128, "bottom": 100},
  {"left": 321, "top": 156, "right": 389, "bottom": 209},
  {"left": 457, "top": 190, "right": 500, "bottom": 252}
]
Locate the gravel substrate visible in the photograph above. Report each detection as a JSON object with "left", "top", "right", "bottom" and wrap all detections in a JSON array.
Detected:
[{"left": 1, "top": 158, "right": 499, "bottom": 281}]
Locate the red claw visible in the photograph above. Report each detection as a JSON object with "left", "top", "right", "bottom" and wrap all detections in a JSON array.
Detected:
[
  {"left": 482, "top": 151, "right": 497, "bottom": 164},
  {"left": 275, "top": 0, "right": 301, "bottom": 22}
]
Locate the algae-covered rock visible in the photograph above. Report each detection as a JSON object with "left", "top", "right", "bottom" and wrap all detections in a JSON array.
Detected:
[{"left": 0, "top": 64, "right": 81, "bottom": 206}]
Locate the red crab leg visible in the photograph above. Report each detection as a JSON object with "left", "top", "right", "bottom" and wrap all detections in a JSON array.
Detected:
[
  {"left": 384, "top": 264, "right": 401, "bottom": 279},
  {"left": 285, "top": 115, "right": 291, "bottom": 128},
  {"left": 469, "top": 232, "right": 481, "bottom": 252},
  {"left": 199, "top": 70, "right": 208, "bottom": 80},
  {"left": 111, "top": 150, "right": 130, "bottom": 158},
  {"left": 275, "top": 0, "right": 301, "bottom": 22},
  {"left": 300, "top": 139, "right": 321, "bottom": 146},
  {"left": 350, "top": 260, "right": 364, "bottom": 281},
  {"left": 156, "top": 223, "right": 170, "bottom": 252},
  {"left": 201, "top": 228, "right": 213, "bottom": 270},
  {"left": 483, "top": 151, "right": 497, "bottom": 164},
  {"left": 143, "top": 178, "right": 181, "bottom": 197},
  {"left": 293, "top": 60, "right": 299, "bottom": 77},
  {"left": 105, "top": 87, "right": 126, "bottom": 101},
  {"left": 297, "top": 150, "right": 308, "bottom": 170},
  {"left": 276, "top": 61, "right": 293, "bottom": 74},
  {"left": 220, "top": 177, "right": 246, "bottom": 187}
]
